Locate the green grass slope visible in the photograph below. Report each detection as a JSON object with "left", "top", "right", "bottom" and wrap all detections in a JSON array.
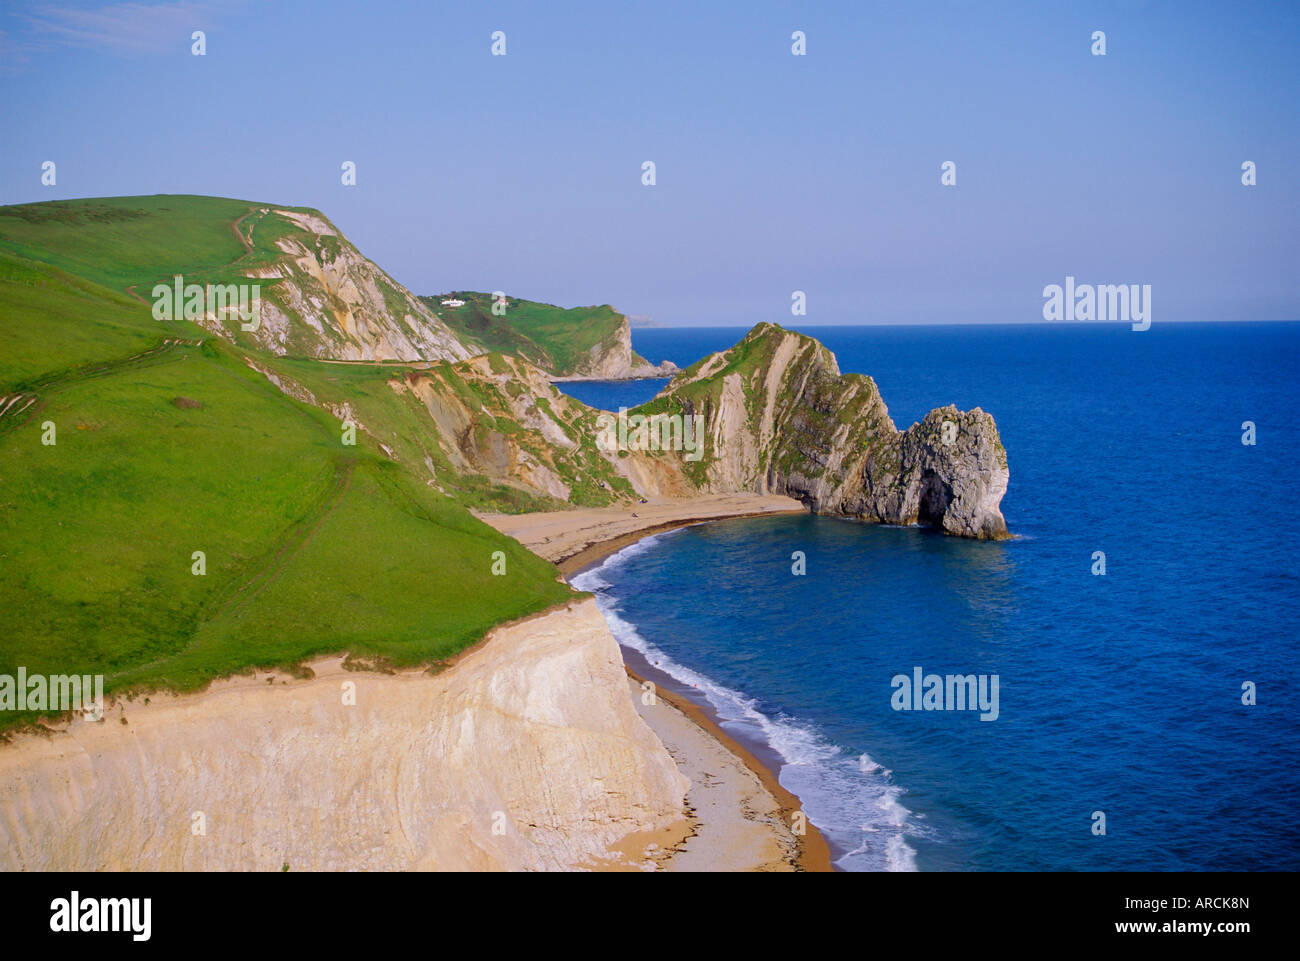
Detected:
[
  {"left": 0, "top": 206, "right": 573, "bottom": 732},
  {"left": 0, "top": 195, "right": 283, "bottom": 292},
  {"left": 0, "top": 252, "right": 194, "bottom": 388}
]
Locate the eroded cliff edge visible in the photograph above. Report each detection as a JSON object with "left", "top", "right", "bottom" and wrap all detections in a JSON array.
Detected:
[
  {"left": 419, "top": 292, "right": 676, "bottom": 380},
  {"left": 635, "top": 323, "right": 1011, "bottom": 539},
  {"left": 0, "top": 599, "right": 688, "bottom": 871},
  {"left": 257, "top": 323, "right": 1011, "bottom": 537}
]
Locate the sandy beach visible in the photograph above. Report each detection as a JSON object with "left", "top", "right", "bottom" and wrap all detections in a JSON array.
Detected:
[
  {"left": 478, "top": 492, "right": 807, "bottom": 573},
  {"left": 482, "top": 492, "right": 836, "bottom": 872},
  {"left": 626, "top": 673, "right": 835, "bottom": 871}
]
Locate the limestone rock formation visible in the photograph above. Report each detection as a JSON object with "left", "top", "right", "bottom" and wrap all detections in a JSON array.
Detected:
[
  {"left": 427, "top": 293, "right": 678, "bottom": 381},
  {"left": 557, "top": 316, "right": 679, "bottom": 381},
  {"left": 892, "top": 407, "right": 1011, "bottom": 539},
  {"left": 205, "top": 207, "right": 472, "bottom": 363},
  {"left": 391, "top": 352, "right": 645, "bottom": 507},
  {"left": 638, "top": 323, "right": 1010, "bottom": 539},
  {"left": 243, "top": 321, "right": 1009, "bottom": 534}
]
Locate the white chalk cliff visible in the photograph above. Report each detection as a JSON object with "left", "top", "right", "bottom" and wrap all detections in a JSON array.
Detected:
[{"left": 0, "top": 600, "right": 688, "bottom": 871}]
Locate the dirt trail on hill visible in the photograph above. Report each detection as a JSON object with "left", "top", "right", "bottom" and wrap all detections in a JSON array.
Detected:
[
  {"left": 0, "top": 339, "right": 202, "bottom": 436},
  {"left": 215, "top": 460, "right": 355, "bottom": 622}
]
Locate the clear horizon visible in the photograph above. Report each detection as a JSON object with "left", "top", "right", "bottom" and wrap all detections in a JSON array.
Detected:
[{"left": 3, "top": 0, "right": 1298, "bottom": 326}]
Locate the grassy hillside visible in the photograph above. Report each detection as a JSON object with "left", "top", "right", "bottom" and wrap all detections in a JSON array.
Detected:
[
  {"left": 0, "top": 253, "right": 196, "bottom": 388},
  {"left": 0, "top": 203, "right": 575, "bottom": 732},
  {"left": 423, "top": 290, "right": 647, "bottom": 375},
  {"left": 0, "top": 195, "right": 469, "bottom": 363},
  {"left": 0, "top": 195, "right": 283, "bottom": 292}
]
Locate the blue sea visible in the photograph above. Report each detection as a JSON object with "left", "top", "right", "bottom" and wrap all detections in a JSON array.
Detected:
[{"left": 560, "top": 322, "right": 1300, "bottom": 872}]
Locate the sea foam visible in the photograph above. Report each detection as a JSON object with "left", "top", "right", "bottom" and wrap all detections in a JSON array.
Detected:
[{"left": 574, "top": 539, "right": 919, "bottom": 872}]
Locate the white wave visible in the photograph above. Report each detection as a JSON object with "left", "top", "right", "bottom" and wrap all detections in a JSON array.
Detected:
[
  {"left": 579, "top": 541, "right": 920, "bottom": 872},
  {"left": 885, "top": 834, "right": 919, "bottom": 872},
  {"left": 858, "top": 753, "right": 891, "bottom": 777},
  {"left": 574, "top": 571, "right": 611, "bottom": 592},
  {"left": 572, "top": 528, "right": 682, "bottom": 586}
]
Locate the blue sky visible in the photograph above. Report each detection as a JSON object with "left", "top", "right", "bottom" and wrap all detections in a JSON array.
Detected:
[{"left": 2, "top": 0, "right": 1297, "bottom": 325}]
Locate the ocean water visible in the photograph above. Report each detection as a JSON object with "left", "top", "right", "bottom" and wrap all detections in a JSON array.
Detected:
[
  {"left": 561, "top": 322, "right": 1300, "bottom": 872},
  {"left": 555, "top": 377, "right": 671, "bottom": 412}
]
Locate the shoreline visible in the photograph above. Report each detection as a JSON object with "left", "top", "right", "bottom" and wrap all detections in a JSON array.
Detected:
[
  {"left": 555, "top": 508, "right": 803, "bottom": 576},
  {"left": 480, "top": 492, "right": 807, "bottom": 572},
  {"left": 623, "top": 661, "right": 834, "bottom": 872},
  {"left": 486, "top": 494, "right": 838, "bottom": 872},
  {"left": 548, "top": 370, "right": 675, "bottom": 383}
]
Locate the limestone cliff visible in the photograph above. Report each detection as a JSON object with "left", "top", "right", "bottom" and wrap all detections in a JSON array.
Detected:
[
  {"left": 239, "top": 345, "right": 682, "bottom": 511},
  {"left": 0, "top": 600, "right": 689, "bottom": 871},
  {"left": 555, "top": 316, "right": 680, "bottom": 381},
  {"left": 203, "top": 207, "right": 472, "bottom": 363},
  {"left": 635, "top": 323, "right": 1010, "bottom": 538},
  {"left": 303, "top": 324, "right": 1009, "bottom": 535},
  {"left": 423, "top": 292, "right": 676, "bottom": 380},
  {"left": 392, "top": 352, "right": 645, "bottom": 506}
]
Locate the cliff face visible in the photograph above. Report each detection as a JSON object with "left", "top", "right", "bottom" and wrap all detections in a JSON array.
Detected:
[
  {"left": 392, "top": 352, "right": 643, "bottom": 507},
  {"left": 207, "top": 208, "right": 472, "bottom": 363},
  {"left": 240, "top": 344, "right": 689, "bottom": 510},
  {"left": 426, "top": 294, "right": 677, "bottom": 381},
  {"left": 577, "top": 316, "right": 636, "bottom": 377},
  {"left": 243, "top": 322, "right": 1008, "bottom": 535},
  {"left": 637, "top": 323, "right": 1010, "bottom": 539},
  {"left": 0, "top": 600, "right": 689, "bottom": 871},
  {"left": 559, "top": 316, "right": 679, "bottom": 381}
]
